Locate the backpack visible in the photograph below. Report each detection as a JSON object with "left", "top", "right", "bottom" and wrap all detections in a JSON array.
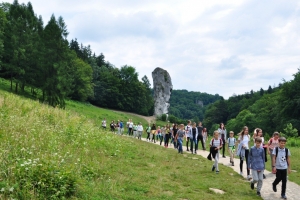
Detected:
[
  {"left": 275, "top": 147, "right": 289, "bottom": 165},
  {"left": 212, "top": 138, "right": 222, "bottom": 150}
]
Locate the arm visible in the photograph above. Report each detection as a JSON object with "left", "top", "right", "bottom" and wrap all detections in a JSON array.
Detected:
[
  {"left": 287, "top": 156, "right": 291, "bottom": 174},
  {"left": 272, "top": 152, "right": 276, "bottom": 173}
]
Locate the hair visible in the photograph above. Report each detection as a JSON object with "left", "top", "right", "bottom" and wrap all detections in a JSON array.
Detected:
[
  {"left": 193, "top": 122, "right": 196, "bottom": 127},
  {"left": 219, "top": 123, "right": 225, "bottom": 130},
  {"left": 173, "top": 124, "right": 178, "bottom": 129},
  {"left": 203, "top": 127, "right": 207, "bottom": 132},
  {"left": 213, "top": 130, "right": 219, "bottom": 136},
  {"left": 239, "top": 126, "right": 248, "bottom": 140},
  {"left": 158, "top": 126, "right": 160, "bottom": 128},
  {"left": 255, "top": 128, "right": 262, "bottom": 136},
  {"left": 273, "top": 132, "right": 279, "bottom": 136},
  {"left": 255, "top": 137, "right": 262, "bottom": 143},
  {"left": 179, "top": 124, "right": 184, "bottom": 129},
  {"left": 279, "top": 137, "right": 287, "bottom": 142},
  {"left": 187, "top": 120, "right": 191, "bottom": 124},
  {"left": 229, "top": 131, "right": 234, "bottom": 135}
]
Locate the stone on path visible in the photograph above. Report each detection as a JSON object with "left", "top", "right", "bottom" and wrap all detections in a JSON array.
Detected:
[{"left": 209, "top": 188, "right": 225, "bottom": 194}]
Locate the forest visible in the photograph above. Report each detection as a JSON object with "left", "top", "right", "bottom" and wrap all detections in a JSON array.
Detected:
[
  {"left": 203, "top": 73, "right": 300, "bottom": 137},
  {"left": 1, "top": 1, "right": 299, "bottom": 137},
  {"left": 0, "top": 1, "right": 153, "bottom": 115}
]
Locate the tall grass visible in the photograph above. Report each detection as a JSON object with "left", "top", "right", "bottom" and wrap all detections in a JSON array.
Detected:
[{"left": 0, "top": 90, "right": 265, "bottom": 199}]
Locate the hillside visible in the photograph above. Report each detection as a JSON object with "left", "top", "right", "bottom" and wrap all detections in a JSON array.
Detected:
[{"left": 0, "top": 90, "right": 262, "bottom": 199}]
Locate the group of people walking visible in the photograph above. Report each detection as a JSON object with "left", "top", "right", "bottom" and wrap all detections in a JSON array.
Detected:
[
  {"left": 209, "top": 124, "right": 291, "bottom": 199},
  {"left": 102, "top": 118, "right": 292, "bottom": 199}
]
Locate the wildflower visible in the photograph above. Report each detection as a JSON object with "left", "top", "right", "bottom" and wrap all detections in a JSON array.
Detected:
[
  {"left": 9, "top": 187, "right": 14, "bottom": 192},
  {"left": 1, "top": 188, "right": 5, "bottom": 192}
]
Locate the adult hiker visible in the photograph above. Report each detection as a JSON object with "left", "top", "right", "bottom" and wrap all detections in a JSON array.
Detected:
[
  {"left": 218, "top": 123, "right": 227, "bottom": 158},
  {"left": 150, "top": 123, "right": 156, "bottom": 143},
  {"left": 145, "top": 123, "right": 151, "bottom": 141},
  {"left": 189, "top": 122, "right": 199, "bottom": 154},
  {"left": 172, "top": 124, "right": 179, "bottom": 149},
  {"left": 237, "top": 126, "right": 251, "bottom": 180},
  {"left": 137, "top": 122, "right": 143, "bottom": 140},
  {"left": 185, "top": 120, "right": 192, "bottom": 151},
  {"left": 196, "top": 122, "right": 205, "bottom": 150},
  {"left": 165, "top": 124, "right": 171, "bottom": 147}
]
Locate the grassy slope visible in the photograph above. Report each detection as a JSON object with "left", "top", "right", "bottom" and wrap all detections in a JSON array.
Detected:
[{"left": 0, "top": 90, "right": 263, "bottom": 200}]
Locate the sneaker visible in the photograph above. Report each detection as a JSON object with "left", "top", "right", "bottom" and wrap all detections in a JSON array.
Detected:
[
  {"left": 272, "top": 183, "right": 277, "bottom": 192},
  {"left": 281, "top": 194, "right": 287, "bottom": 199},
  {"left": 257, "top": 191, "right": 261, "bottom": 196},
  {"left": 187, "top": 149, "right": 189, "bottom": 151},
  {"left": 232, "top": 162, "right": 234, "bottom": 166},
  {"left": 250, "top": 182, "right": 254, "bottom": 190},
  {"left": 247, "top": 175, "right": 252, "bottom": 180},
  {"left": 212, "top": 165, "right": 215, "bottom": 171},
  {"left": 195, "top": 151, "right": 197, "bottom": 154},
  {"left": 216, "top": 170, "right": 219, "bottom": 174},
  {"left": 263, "top": 174, "right": 266, "bottom": 179},
  {"left": 240, "top": 171, "right": 243, "bottom": 176},
  {"left": 222, "top": 155, "right": 226, "bottom": 158}
]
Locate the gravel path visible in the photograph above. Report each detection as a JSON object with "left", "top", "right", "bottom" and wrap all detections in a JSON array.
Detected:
[{"left": 140, "top": 137, "right": 300, "bottom": 200}]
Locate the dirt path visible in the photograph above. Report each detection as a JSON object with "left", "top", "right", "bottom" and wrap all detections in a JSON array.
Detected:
[{"left": 139, "top": 137, "right": 300, "bottom": 200}]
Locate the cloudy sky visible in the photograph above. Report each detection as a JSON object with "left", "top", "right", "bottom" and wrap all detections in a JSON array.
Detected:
[{"left": 12, "top": 0, "right": 300, "bottom": 99}]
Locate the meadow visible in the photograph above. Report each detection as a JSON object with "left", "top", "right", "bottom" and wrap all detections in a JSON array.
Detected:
[{"left": 0, "top": 90, "right": 264, "bottom": 200}]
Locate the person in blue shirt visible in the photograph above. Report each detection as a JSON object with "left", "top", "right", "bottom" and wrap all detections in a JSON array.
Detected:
[
  {"left": 248, "top": 137, "right": 265, "bottom": 197},
  {"left": 119, "top": 120, "right": 124, "bottom": 135}
]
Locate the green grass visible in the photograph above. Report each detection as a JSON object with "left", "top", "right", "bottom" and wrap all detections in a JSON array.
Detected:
[{"left": 0, "top": 90, "right": 264, "bottom": 199}]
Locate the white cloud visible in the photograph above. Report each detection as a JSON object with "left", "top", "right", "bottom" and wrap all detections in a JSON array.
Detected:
[{"left": 11, "top": 0, "right": 300, "bottom": 99}]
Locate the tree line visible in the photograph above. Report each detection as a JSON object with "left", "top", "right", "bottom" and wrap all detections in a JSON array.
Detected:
[
  {"left": 0, "top": 1, "right": 153, "bottom": 115},
  {"left": 203, "top": 70, "right": 300, "bottom": 137}
]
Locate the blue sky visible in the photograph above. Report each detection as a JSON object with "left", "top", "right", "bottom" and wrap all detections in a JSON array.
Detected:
[{"left": 11, "top": 0, "right": 300, "bottom": 99}]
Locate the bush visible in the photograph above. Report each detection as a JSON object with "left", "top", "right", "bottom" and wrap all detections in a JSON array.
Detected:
[
  {"left": 161, "top": 114, "right": 167, "bottom": 121},
  {"left": 282, "top": 123, "right": 298, "bottom": 138}
]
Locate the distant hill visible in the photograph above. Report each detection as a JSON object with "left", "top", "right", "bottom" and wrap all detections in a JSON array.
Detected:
[{"left": 169, "top": 89, "right": 222, "bottom": 122}]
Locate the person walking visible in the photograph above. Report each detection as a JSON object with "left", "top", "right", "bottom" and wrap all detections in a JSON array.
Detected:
[
  {"left": 237, "top": 126, "right": 251, "bottom": 180},
  {"left": 272, "top": 137, "right": 291, "bottom": 200},
  {"left": 189, "top": 122, "right": 199, "bottom": 154},
  {"left": 196, "top": 122, "right": 204, "bottom": 150},
  {"left": 172, "top": 124, "right": 179, "bottom": 149},
  {"left": 175, "top": 124, "right": 185, "bottom": 154},
  {"left": 165, "top": 124, "right": 171, "bottom": 147},
  {"left": 218, "top": 123, "right": 227, "bottom": 158},
  {"left": 227, "top": 131, "right": 236, "bottom": 166},
  {"left": 267, "top": 132, "right": 280, "bottom": 171},
  {"left": 202, "top": 128, "right": 208, "bottom": 150},
  {"left": 145, "top": 123, "right": 151, "bottom": 141},
  {"left": 248, "top": 137, "right": 265, "bottom": 197},
  {"left": 210, "top": 130, "right": 223, "bottom": 174},
  {"left": 101, "top": 118, "right": 107, "bottom": 130},
  {"left": 160, "top": 126, "right": 166, "bottom": 146},
  {"left": 150, "top": 123, "right": 156, "bottom": 143},
  {"left": 137, "top": 122, "right": 143, "bottom": 140},
  {"left": 185, "top": 120, "right": 192, "bottom": 151}
]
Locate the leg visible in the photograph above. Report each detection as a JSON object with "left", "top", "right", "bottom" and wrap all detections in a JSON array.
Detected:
[
  {"left": 200, "top": 137, "right": 205, "bottom": 150},
  {"left": 281, "top": 169, "right": 287, "bottom": 195},
  {"left": 190, "top": 138, "right": 194, "bottom": 152},
  {"left": 245, "top": 150, "right": 250, "bottom": 176},
  {"left": 222, "top": 138, "right": 226, "bottom": 157},
  {"left": 215, "top": 152, "right": 219, "bottom": 171},
  {"left": 186, "top": 137, "right": 190, "bottom": 151},
  {"left": 240, "top": 157, "right": 244, "bottom": 173},
  {"left": 251, "top": 170, "right": 259, "bottom": 185},
  {"left": 257, "top": 170, "right": 264, "bottom": 192}
]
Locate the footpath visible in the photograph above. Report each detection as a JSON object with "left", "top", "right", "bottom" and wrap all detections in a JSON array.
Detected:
[{"left": 140, "top": 137, "right": 300, "bottom": 200}]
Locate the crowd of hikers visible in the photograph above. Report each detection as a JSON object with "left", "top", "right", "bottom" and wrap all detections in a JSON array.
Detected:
[{"left": 101, "top": 118, "right": 291, "bottom": 199}]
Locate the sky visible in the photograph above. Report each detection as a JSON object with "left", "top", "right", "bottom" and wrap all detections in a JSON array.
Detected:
[{"left": 10, "top": 0, "right": 300, "bottom": 99}]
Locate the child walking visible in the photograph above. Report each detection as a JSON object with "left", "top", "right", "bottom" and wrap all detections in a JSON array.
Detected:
[
  {"left": 248, "top": 137, "right": 265, "bottom": 197},
  {"left": 210, "top": 130, "right": 223, "bottom": 174},
  {"left": 202, "top": 128, "right": 208, "bottom": 150},
  {"left": 227, "top": 131, "right": 236, "bottom": 166},
  {"left": 175, "top": 124, "right": 185, "bottom": 154},
  {"left": 272, "top": 137, "right": 291, "bottom": 200}
]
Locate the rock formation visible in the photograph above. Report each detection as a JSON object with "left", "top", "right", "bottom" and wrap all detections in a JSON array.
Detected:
[{"left": 152, "top": 67, "right": 173, "bottom": 116}]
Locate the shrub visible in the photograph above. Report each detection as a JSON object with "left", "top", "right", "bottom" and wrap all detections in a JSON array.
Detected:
[{"left": 161, "top": 114, "right": 167, "bottom": 121}]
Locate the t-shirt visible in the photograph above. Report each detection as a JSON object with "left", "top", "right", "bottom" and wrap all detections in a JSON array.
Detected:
[
  {"left": 238, "top": 134, "right": 250, "bottom": 149},
  {"left": 185, "top": 125, "right": 191, "bottom": 137},
  {"left": 210, "top": 138, "right": 222, "bottom": 148},
  {"left": 272, "top": 147, "right": 291, "bottom": 169},
  {"left": 177, "top": 130, "right": 185, "bottom": 138},
  {"left": 146, "top": 126, "right": 151, "bottom": 133},
  {"left": 119, "top": 122, "right": 123, "bottom": 128},
  {"left": 197, "top": 126, "right": 203, "bottom": 138},
  {"left": 165, "top": 128, "right": 170, "bottom": 134},
  {"left": 129, "top": 122, "right": 133, "bottom": 128},
  {"left": 268, "top": 137, "right": 279, "bottom": 150},
  {"left": 227, "top": 137, "right": 236, "bottom": 147},
  {"left": 173, "top": 128, "right": 178, "bottom": 136}
]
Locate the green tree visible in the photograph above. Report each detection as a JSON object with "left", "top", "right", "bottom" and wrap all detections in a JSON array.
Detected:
[
  {"left": 0, "top": 6, "right": 7, "bottom": 66},
  {"left": 281, "top": 123, "right": 298, "bottom": 138}
]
